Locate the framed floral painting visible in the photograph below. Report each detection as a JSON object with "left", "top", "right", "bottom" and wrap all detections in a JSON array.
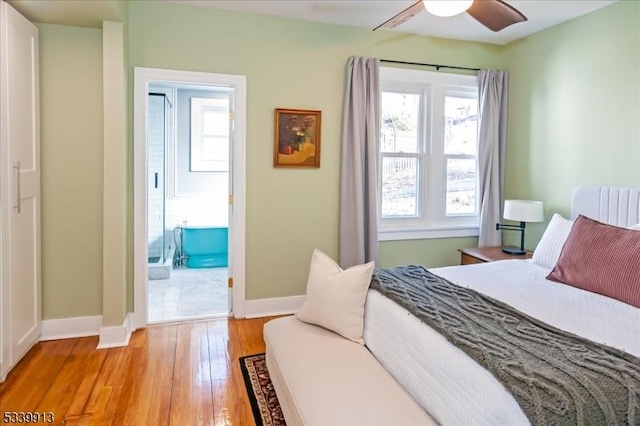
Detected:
[{"left": 274, "top": 108, "right": 322, "bottom": 168}]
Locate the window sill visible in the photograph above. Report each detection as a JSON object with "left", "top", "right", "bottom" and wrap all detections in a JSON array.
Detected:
[{"left": 378, "top": 226, "right": 479, "bottom": 241}]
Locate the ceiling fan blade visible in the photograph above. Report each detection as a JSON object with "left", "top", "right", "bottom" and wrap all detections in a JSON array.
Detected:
[
  {"left": 374, "top": 0, "right": 424, "bottom": 31},
  {"left": 466, "top": 0, "right": 527, "bottom": 32}
]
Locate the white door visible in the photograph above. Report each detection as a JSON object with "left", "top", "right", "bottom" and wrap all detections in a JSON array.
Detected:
[
  {"left": 0, "top": 0, "right": 7, "bottom": 381},
  {"left": 0, "top": 1, "right": 40, "bottom": 379}
]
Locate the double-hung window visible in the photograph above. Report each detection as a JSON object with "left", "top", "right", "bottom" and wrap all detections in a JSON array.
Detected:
[
  {"left": 190, "top": 97, "right": 230, "bottom": 172},
  {"left": 379, "top": 67, "right": 479, "bottom": 240}
]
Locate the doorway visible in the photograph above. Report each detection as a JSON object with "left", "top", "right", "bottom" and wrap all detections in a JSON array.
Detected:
[{"left": 133, "top": 68, "right": 246, "bottom": 329}]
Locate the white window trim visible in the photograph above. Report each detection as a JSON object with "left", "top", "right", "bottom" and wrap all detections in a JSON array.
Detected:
[
  {"left": 379, "top": 226, "right": 480, "bottom": 241},
  {"left": 379, "top": 67, "right": 479, "bottom": 241}
]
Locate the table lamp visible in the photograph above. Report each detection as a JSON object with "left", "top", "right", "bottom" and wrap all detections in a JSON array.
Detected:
[{"left": 495, "top": 200, "right": 544, "bottom": 255}]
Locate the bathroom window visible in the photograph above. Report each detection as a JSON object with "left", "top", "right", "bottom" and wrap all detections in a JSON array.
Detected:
[{"left": 190, "top": 97, "right": 230, "bottom": 172}]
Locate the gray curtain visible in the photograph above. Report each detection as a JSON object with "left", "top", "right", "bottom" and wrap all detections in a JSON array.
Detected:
[
  {"left": 477, "top": 69, "right": 508, "bottom": 246},
  {"left": 339, "top": 57, "right": 380, "bottom": 267}
]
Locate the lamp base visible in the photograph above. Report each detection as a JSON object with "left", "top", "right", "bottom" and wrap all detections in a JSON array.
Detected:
[{"left": 501, "top": 246, "right": 526, "bottom": 255}]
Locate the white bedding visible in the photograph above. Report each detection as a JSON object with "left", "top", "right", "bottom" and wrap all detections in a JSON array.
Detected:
[{"left": 363, "top": 259, "right": 640, "bottom": 426}]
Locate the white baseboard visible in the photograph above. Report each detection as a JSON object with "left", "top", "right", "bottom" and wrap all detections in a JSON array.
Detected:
[
  {"left": 97, "top": 313, "right": 133, "bottom": 349},
  {"left": 244, "top": 295, "right": 305, "bottom": 319},
  {"left": 40, "top": 315, "right": 103, "bottom": 341}
]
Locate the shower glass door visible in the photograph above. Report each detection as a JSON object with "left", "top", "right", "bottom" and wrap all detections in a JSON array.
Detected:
[{"left": 148, "top": 92, "right": 167, "bottom": 265}]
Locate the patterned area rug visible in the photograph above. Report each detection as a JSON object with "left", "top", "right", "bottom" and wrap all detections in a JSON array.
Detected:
[{"left": 239, "top": 353, "right": 286, "bottom": 426}]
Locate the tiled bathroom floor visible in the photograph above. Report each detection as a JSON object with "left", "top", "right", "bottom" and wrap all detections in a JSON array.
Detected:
[{"left": 148, "top": 266, "right": 229, "bottom": 323}]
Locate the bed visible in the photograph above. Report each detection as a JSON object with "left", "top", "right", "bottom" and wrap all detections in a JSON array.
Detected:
[
  {"left": 365, "top": 185, "right": 640, "bottom": 425},
  {"left": 265, "top": 186, "right": 640, "bottom": 425}
]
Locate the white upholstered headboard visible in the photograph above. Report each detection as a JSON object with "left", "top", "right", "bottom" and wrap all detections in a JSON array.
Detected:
[{"left": 571, "top": 186, "right": 640, "bottom": 227}]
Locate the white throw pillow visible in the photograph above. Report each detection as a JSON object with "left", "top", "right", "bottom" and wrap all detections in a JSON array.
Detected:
[
  {"left": 296, "top": 249, "right": 375, "bottom": 345},
  {"left": 630, "top": 223, "right": 640, "bottom": 230},
  {"left": 532, "top": 213, "right": 575, "bottom": 269}
]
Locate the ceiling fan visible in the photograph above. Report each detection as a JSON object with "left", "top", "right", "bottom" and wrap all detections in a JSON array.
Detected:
[{"left": 374, "top": 0, "right": 527, "bottom": 33}]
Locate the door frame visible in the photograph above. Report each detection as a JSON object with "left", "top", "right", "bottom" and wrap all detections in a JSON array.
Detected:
[{"left": 132, "top": 67, "right": 246, "bottom": 329}]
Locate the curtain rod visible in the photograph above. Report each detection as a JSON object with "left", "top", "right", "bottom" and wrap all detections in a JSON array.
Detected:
[{"left": 380, "top": 59, "right": 480, "bottom": 72}]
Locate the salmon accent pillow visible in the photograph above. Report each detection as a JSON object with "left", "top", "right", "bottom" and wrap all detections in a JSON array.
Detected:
[
  {"left": 296, "top": 249, "right": 375, "bottom": 344},
  {"left": 547, "top": 215, "right": 640, "bottom": 308}
]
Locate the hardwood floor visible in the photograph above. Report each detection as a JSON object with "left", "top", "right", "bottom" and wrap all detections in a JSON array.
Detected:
[{"left": 0, "top": 317, "right": 278, "bottom": 425}]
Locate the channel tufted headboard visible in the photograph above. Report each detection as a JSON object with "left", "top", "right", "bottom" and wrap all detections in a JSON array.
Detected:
[{"left": 571, "top": 185, "right": 640, "bottom": 227}]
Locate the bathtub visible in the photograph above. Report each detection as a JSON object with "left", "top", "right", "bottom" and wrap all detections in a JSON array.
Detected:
[{"left": 180, "top": 226, "right": 228, "bottom": 268}]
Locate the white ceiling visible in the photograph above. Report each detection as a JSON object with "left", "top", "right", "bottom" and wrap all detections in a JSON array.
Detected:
[
  {"left": 8, "top": 0, "right": 617, "bottom": 45},
  {"left": 175, "top": 0, "right": 617, "bottom": 45},
  {"left": 8, "top": 0, "right": 126, "bottom": 28}
]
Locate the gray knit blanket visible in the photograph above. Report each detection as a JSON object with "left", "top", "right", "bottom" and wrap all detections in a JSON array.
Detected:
[{"left": 371, "top": 265, "right": 640, "bottom": 426}]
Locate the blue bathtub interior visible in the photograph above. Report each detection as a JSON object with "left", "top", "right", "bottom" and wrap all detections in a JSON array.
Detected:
[{"left": 181, "top": 226, "right": 228, "bottom": 268}]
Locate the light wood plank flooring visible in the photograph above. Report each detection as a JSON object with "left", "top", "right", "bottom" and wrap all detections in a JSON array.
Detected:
[{"left": 0, "top": 317, "right": 278, "bottom": 425}]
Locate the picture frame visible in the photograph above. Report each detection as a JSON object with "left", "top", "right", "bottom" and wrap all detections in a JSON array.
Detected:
[{"left": 274, "top": 108, "right": 321, "bottom": 168}]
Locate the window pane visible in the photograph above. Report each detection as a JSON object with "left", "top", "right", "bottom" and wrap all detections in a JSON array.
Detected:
[
  {"left": 202, "top": 110, "right": 229, "bottom": 136},
  {"left": 201, "top": 136, "right": 228, "bottom": 161},
  {"left": 446, "top": 159, "right": 476, "bottom": 215},
  {"left": 381, "top": 92, "right": 420, "bottom": 153},
  {"left": 444, "top": 96, "right": 477, "bottom": 155},
  {"left": 381, "top": 157, "right": 418, "bottom": 217}
]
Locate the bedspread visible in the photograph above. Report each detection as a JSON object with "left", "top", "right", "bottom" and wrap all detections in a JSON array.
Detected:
[{"left": 372, "top": 265, "right": 640, "bottom": 426}]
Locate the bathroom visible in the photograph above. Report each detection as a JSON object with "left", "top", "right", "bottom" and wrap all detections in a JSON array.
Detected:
[{"left": 147, "top": 83, "right": 232, "bottom": 323}]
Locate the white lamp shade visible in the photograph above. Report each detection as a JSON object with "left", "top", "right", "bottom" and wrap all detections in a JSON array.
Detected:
[
  {"left": 503, "top": 200, "right": 544, "bottom": 222},
  {"left": 423, "top": 0, "right": 473, "bottom": 17}
]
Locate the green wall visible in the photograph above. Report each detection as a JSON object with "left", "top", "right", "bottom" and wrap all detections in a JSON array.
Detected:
[
  {"left": 127, "top": 1, "right": 502, "bottom": 300},
  {"left": 39, "top": 24, "right": 104, "bottom": 318},
  {"left": 503, "top": 0, "right": 640, "bottom": 247},
  {"left": 36, "top": 0, "right": 639, "bottom": 319}
]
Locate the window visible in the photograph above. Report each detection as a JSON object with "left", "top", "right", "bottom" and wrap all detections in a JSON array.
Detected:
[
  {"left": 190, "top": 97, "right": 230, "bottom": 172},
  {"left": 379, "top": 67, "right": 479, "bottom": 240}
]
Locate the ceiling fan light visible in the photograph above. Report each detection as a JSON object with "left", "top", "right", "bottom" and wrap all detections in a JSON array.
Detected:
[{"left": 423, "top": 0, "right": 473, "bottom": 17}]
